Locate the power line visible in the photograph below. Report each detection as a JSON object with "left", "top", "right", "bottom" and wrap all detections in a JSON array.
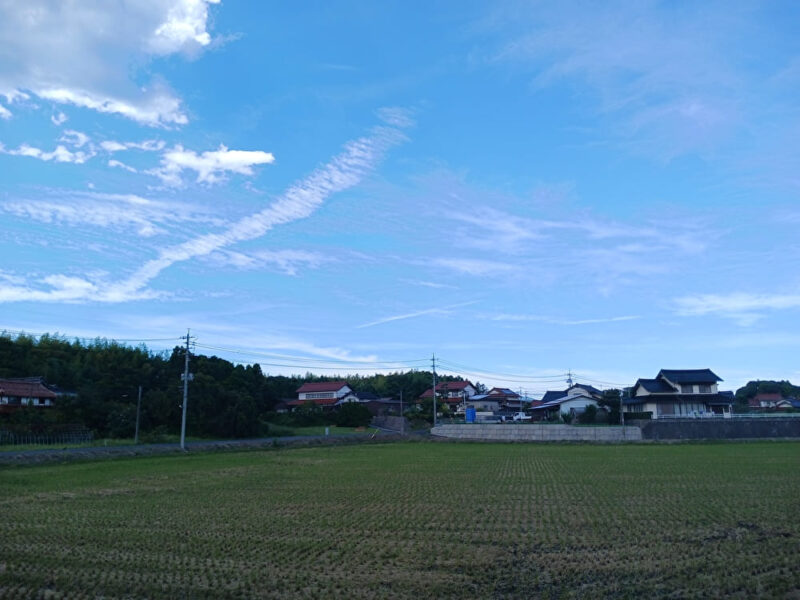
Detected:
[
  {"left": 192, "top": 342, "right": 429, "bottom": 367},
  {"left": 435, "top": 359, "right": 569, "bottom": 383}
]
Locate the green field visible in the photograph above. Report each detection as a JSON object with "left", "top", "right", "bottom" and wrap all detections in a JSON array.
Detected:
[{"left": 1, "top": 442, "right": 798, "bottom": 598}]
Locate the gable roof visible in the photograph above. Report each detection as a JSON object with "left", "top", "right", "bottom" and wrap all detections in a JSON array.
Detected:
[
  {"left": 296, "top": 381, "right": 350, "bottom": 393},
  {"left": 569, "top": 383, "right": 602, "bottom": 395},
  {"left": 488, "top": 387, "right": 519, "bottom": 397},
  {"left": 633, "top": 378, "right": 677, "bottom": 394},
  {"left": 419, "top": 380, "right": 475, "bottom": 398},
  {"left": 658, "top": 369, "right": 722, "bottom": 384},
  {"left": 541, "top": 390, "right": 567, "bottom": 403},
  {"left": 0, "top": 378, "right": 57, "bottom": 399}
]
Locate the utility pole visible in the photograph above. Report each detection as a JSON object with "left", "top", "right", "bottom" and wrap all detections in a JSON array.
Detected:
[
  {"left": 180, "top": 329, "right": 191, "bottom": 451},
  {"left": 432, "top": 354, "right": 437, "bottom": 428},
  {"left": 134, "top": 385, "right": 142, "bottom": 444},
  {"left": 400, "top": 389, "right": 404, "bottom": 435}
]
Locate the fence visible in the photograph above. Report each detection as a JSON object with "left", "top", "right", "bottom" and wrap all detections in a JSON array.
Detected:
[
  {"left": 0, "top": 429, "right": 94, "bottom": 446},
  {"left": 655, "top": 412, "right": 800, "bottom": 420}
]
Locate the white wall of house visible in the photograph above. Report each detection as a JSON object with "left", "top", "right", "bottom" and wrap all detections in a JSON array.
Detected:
[
  {"left": 559, "top": 397, "right": 599, "bottom": 415},
  {"left": 299, "top": 385, "right": 352, "bottom": 401}
]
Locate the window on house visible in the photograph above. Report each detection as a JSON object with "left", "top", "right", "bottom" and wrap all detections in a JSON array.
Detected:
[
  {"left": 681, "top": 384, "right": 693, "bottom": 394},
  {"left": 699, "top": 385, "right": 711, "bottom": 394}
]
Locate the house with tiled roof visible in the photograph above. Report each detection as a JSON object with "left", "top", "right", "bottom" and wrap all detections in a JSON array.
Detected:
[
  {"left": 419, "top": 380, "right": 477, "bottom": 410},
  {"left": 467, "top": 387, "right": 519, "bottom": 412},
  {"left": 748, "top": 392, "right": 797, "bottom": 411},
  {"left": 0, "top": 377, "right": 57, "bottom": 413},
  {"left": 287, "top": 381, "right": 353, "bottom": 410},
  {"left": 624, "top": 369, "right": 733, "bottom": 418}
]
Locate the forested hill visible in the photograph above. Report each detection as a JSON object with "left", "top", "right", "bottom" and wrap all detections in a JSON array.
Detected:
[
  {"left": 735, "top": 380, "right": 800, "bottom": 402},
  {"left": 0, "top": 333, "right": 452, "bottom": 438}
]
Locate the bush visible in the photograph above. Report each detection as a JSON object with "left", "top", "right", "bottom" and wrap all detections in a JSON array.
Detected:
[
  {"left": 334, "top": 402, "right": 372, "bottom": 428},
  {"left": 560, "top": 411, "right": 574, "bottom": 424},
  {"left": 579, "top": 405, "right": 597, "bottom": 424}
]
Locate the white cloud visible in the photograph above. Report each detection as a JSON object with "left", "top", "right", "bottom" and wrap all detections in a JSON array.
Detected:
[
  {"left": 1, "top": 191, "right": 225, "bottom": 238},
  {"left": 59, "top": 129, "right": 90, "bottom": 148},
  {"left": 51, "top": 111, "right": 68, "bottom": 126},
  {"left": 675, "top": 292, "right": 800, "bottom": 326},
  {"left": 1, "top": 118, "right": 410, "bottom": 303},
  {"left": 376, "top": 106, "right": 416, "bottom": 128},
  {"left": 0, "top": 1, "right": 220, "bottom": 126},
  {"left": 206, "top": 249, "right": 332, "bottom": 276},
  {"left": 433, "top": 258, "right": 517, "bottom": 277},
  {"left": 485, "top": 2, "right": 756, "bottom": 159},
  {"left": 0, "top": 142, "right": 94, "bottom": 164},
  {"left": 357, "top": 301, "right": 478, "bottom": 329},
  {"left": 488, "top": 313, "right": 640, "bottom": 326},
  {"left": 148, "top": 144, "right": 276, "bottom": 186},
  {"left": 101, "top": 139, "right": 165, "bottom": 153},
  {"left": 0, "top": 103, "right": 10, "bottom": 120},
  {"left": 108, "top": 159, "right": 138, "bottom": 173},
  {"left": 36, "top": 87, "right": 188, "bottom": 127}
]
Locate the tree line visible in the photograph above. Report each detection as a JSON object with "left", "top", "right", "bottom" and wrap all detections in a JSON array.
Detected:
[{"left": 0, "top": 333, "right": 458, "bottom": 439}]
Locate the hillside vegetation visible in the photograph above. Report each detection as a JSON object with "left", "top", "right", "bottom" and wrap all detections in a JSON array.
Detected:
[{"left": 0, "top": 333, "right": 453, "bottom": 439}]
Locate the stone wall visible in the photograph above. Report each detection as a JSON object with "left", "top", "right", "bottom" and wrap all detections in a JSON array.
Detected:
[
  {"left": 431, "top": 423, "right": 642, "bottom": 442},
  {"left": 636, "top": 418, "right": 800, "bottom": 440}
]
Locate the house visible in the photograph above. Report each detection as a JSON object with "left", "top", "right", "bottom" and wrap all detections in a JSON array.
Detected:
[
  {"left": 419, "top": 380, "right": 477, "bottom": 411},
  {"left": 0, "top": 377, "right": 57, "bottom": 412},
  {"left": 748, "top": 392, "right": 797, "bottom": 411},
  {"left": 530, "top": 382, "right": 605, "bottom": 419},
  {"left": 469, "top": 388, "right": 520, "bottom": 412},
  {"left": 530, "top": 392, "right": 600, "bottom": 420},
  {"left": 624, "top": 369, "right": 734, "bottom": 419},
  {"left": 287, "top": 381, "right": 353, "bottom": 411}
]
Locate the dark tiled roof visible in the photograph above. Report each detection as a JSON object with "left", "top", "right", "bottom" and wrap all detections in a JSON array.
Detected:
[
  {"left": 635, "top": 378, "right": 677, "bottom": 394},
  {"left": 541, "top": 390, "right": 567, "bottom": 403},
  {"left": 623, "top": 393, "right": 733, "bottom": 406},
  {"left": 355, "top": 391, "right": 379, "bottom": 401},
  {"left": 0, "top": 378, "right": 57, "bottom": 399},
  {"left": 296, "top": 381, "right": 349, "bottom": 393},
  {"left": 658, "top": 369, "right": 722, "bottom": 384}
]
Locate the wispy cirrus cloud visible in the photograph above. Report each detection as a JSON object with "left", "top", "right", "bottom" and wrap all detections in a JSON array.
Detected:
[
  {"left": 101, "top": 139, "right": 165, "bottom": 153},
  {"left": 1, "top": 191, "right": 226, "bottom": 237},
  {"left": 675, "top": 292, "right": 800, "bottom": 326},
  {"left": 357, "top": 301, "right": 478, "bottom": 329},
  {"left": 0, "top": 113, "right": 410, "bottom": 303},
  {"left": 488, "top": 313, "right": 640, "bottom": 326},
  {"left": 205, "top": 249, "right": 333, "bottom": 276},
  {"left": 433, "top": 257, "right": 518, "bottom": 277},
  {"left": 484, "top": 1, "right": 753, "bottom": 159}
]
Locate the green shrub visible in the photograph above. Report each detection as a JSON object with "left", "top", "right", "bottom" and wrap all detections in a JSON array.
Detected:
[{"left": 334, "top": 402, "right": 372, "bottom": 427}]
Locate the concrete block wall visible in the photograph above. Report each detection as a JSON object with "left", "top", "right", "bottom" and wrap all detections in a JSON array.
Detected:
[{"left": 431, "top": 423, "right": 642, "bottom": 442}]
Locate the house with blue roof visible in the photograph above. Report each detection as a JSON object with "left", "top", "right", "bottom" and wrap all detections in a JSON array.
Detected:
[{"left": 624, "top": 369, "right": 734, "bottom": 419}]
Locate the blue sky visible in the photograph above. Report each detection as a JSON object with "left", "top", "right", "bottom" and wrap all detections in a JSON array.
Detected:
[{"left": 2, "top": 1, "right": 800, "bottom": 394}]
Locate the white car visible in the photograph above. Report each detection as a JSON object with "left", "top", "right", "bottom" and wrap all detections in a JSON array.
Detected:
[{"left": 511, "top": 412, "right": 532, "bottom": 422}]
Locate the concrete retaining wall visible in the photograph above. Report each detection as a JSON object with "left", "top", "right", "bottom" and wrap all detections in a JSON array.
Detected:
[
  {"left": 371, "top": 416, "right": 408, "bottom": 431},
  {"left": 431, "top": 423, "right": 642, "bottom": 442},
  {"left": 636, "top": 418, "right": 800, "bottom": 440}
]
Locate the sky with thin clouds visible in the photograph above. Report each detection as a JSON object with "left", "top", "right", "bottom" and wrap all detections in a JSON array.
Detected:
[{"left": 2, "top": 1, "right": 800, "bottom": 393}]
